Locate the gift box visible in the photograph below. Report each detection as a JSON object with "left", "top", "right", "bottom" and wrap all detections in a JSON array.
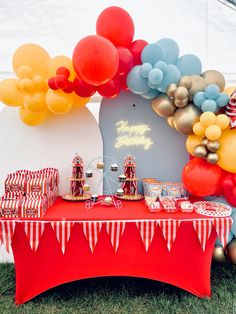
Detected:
[
  {"left": 175, "top": 199, "right": 194, "bottom": 213},
  {"left": 21, "top": 197, "right": 47, "bottom": 218},
  {"left": 145, "top": 196, "right": 161, "bottom": 213},
  {"left": 5, "top": 174, "right": 27, "bottom": 194},
  {"left": 2, "top": 191, "right": 24, "bottom": 200},
  {"left": 0, "top": 198, "right": 22, "bottom": 218},
  {"left": 27, "top": 176, "right": 50, "bottom": 194}
]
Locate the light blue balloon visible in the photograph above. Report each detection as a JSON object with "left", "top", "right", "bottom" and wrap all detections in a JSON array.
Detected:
[
  {"left": 154, "top": 61, "right": 168, "bottom": 74},
  {"left": 148, "top": 69, "right": 163, "bottom": 85},
  {"left": 148, "top": 80, "right": 159, "bottom": 89},
  {"left": 141, "top": 43, "right": 165, "bottom": 65},
  {"left": 175, "top": 54, "right": 202, "bottom": 76},
  {"left": 156, "top": 38, "right": 179, "bottom": 64},
  {"left": 141, "top": 89, "right": 160, "bottom": 100},
  {"left": 193, "top": 92, "right": 207, "bottom": 108},
  {"left": 205, "top": 84, "right": 220, "bottom": 100},
  {"left": 201, "top": 99, "right": 217, "bottom": 112},
  {"left": 215, "top": 93, "right": 230, "bottom": 107},
  {"left": 157, "top": 65, "right": 181, "bottom": 93},
  {"left": 140, "top": 63, "right": 153, "bottom": 78},
  {"left": 231, "top": 210, "right": 236, "bottom": 235},
  {"left": 127, "top": 65, "right": 150, "bottom": 95}
]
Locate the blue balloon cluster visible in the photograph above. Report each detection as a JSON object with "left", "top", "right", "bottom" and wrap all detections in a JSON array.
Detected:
[
  {"left": 193, "top": 84, "right": 229, "bottom": 113},
  {"left": 127, "top": 38, "right": 202, "bottom": 99}
]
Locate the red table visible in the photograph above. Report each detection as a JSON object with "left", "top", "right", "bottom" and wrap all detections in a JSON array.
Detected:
[{"left": 0, "top": 197, "right": 232, "bottom": 304}]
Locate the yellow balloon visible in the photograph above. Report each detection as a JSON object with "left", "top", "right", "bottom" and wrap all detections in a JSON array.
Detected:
[
  {"left": 218, "top": 129, "right": 236, "bottom": 173},
  {"left": 0, "top": 78, "right": 25, "bottom": 106},
  {"left": 224, "top": 86, "right": 236, "bottom": 97},
  {"left": 46, "top": 89, "right": 73, "bottom": 114},
  {"left": 19, "top": 78, "right": 34, "bottom": 93},
  {"left": 193, "top": 122, "right": 206, "bottom": 136},
  {"left": 205, "top": 125, "right": 222, "bottom": 140},
  {"left": 19, "top": 105, "right": 48, "bottom": 126},
  {"left": 13, "top": 44, "right": 50, "bottom": 78},
  {"left": 215, "top": 114, "right": 230, "bottom": 130},
  {"left": 186, "top": 134, "right": 203, "bottom": 155},
  {"left": 48, "top": 55, "right": 76, "bottom": 80},
  {"left": 32, "top": 75, "right": 47, "bottom": 92},
  {"left": 72, "top": 93, "right": 89, "bottom": 108},
  {"left": 200, "top": 112, "right": 216, "bottom": 127},
  {"left": 17, "top": 65, "right": 33, "bottom": 79},
  {"left": 24, "top": 93, "right": 47, "bottom": 113}
]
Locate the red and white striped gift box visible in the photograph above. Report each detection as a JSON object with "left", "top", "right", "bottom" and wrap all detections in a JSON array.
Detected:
[
  {"left": 27, "top": 176, "right": 50, "bottom": 194},
  {"left": 2, "top": 191, "right": 24, "bottom": 200},
  {"left": 39, "top": 168, "right": 59, "bottom": 186},
  {"left": 5, "top": 174, "right": 27, "bottom": 194},
  {"left": 0, "top": 199, "right": 22, "bottom": 218},
  {"left": 25, "top": 193, "right": 49, "bottom": 210},
  {"left": 21, "top": 198, "right": 47, "bottom": 218}
]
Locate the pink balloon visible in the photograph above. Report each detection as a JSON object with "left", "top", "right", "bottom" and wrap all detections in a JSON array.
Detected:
[{"left": 117, "top": 47, "right": 134, "bottom": 75}]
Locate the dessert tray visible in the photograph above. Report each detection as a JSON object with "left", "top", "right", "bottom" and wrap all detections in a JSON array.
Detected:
[{"left": 193, "top": 201, "right": 232, "bottom": 217}]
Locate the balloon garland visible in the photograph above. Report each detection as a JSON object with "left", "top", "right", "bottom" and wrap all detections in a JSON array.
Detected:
[{"left": 0, "top": 5, "right": 235, "bottom": 262}]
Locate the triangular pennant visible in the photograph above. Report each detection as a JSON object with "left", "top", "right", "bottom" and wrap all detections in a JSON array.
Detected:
[
  {"left": 158, "top": 220, "right": 181, "bottom": 251},
  {"left": 24, "top": 222, "right": 45, "bottom": 251},
  {"left": 193, "top": 220, "right": 212, "bottom": 251},
  {"left": 0, "top": 221, "right": 16, "bottom": 253},
  {"left": 136, "top": 221, "right": 157, "bottom": 251},
  {"left": 105, "top": 221, "right": 126, "bottom": 252},
  {"left": 81, "top": 221, "right": 103, "bottom": 252},
  {"left": 212, "top": 217, "right": 233, "bottom": 248},
  {"left": 51, "top": 221, "right": 74, "bottom": 254}
]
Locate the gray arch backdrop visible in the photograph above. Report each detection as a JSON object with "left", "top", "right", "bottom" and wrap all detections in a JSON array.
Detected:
[{"left": 99, "top": 91, "right": 189, "bottom": 193}]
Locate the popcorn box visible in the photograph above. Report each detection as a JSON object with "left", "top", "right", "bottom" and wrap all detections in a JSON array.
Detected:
[
  {"left": 0, "top": 199, "right": 22, "bottom": 218},
  {"left": 143, "top": 181, "right": 163, "bottom": 198},
  {"left": 159, "top": 197, "right": 177, "bottom": 213},
  {"left": 27, "top": 176, "right": 50, "bottom": 194},
  {"left": 5, "top": 174, "right": 27, "bottom": 194},
  {"left": 21, "top": 198, "right": 47, "bottom": 218}
]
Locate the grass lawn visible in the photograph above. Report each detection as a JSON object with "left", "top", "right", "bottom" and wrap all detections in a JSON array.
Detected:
[{"left": 0, "top": 262, "right": 235, "bottom": 314}]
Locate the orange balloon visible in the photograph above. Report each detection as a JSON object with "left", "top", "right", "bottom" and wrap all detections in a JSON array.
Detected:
[
  {"left": 72, "top": 93, "right": 89, "bottom": 108},
  {"left": 13, "top": 44, "right": 50, "bottom": 78},
  {"left": 186, "top": 134, "right": 203, "bottom": 155},
  {"left": 0, "top": 78, "right": 25, "bottom": 106},
  {"left": 46, "top": 89, "right": 73, "bottom": 114},
  {"left": 24, "top": 93, "right": 47, "bottom": 113},
  {"left": 218, "top": 129, "right": 236, "bottom": 173},
  {"left": 19, "top": 105, "right": 48, "bottom": 126}
]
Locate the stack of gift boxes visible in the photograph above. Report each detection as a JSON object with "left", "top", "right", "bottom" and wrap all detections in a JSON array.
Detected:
[
  {"left": 0, "top": 168, "right": 59, "bottom": 218},
  {"left": 143, "top": 178, "right": 194, "bottom": 213}
]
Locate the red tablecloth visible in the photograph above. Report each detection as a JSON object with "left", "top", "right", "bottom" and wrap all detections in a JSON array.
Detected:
[{"left": 0, "top": 198, "right": 232, "bottom": 304}]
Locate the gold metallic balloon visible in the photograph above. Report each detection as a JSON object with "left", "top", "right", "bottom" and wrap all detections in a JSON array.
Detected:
[
  {"left": 189, "top": 75, "right": 207, "bottom": 100},
  {"left": 213, "top": 246, "right": 227, "bottom": 263},
  {"left": 166, "top": 83, "right": 177, "bottom": 98},
  {"left": 173, "top": 103, "right": 201, "bottom": 135},
  {"left": 166, "top": 116, "right": 175, "bottom": 128},
  {"left": 152, "top": 95, "right": 176, "bottom": 118},
  {"left": 174, "top": 86, "right": 189, "bottom": 100},
  {"left": 174, "top": 98, "right": 188, "bottom": 108},
  {"left": 201, "top": 70, "right": 225, "bottom": 92},
  {"left": 226, "top": 238, "right": 236, "bottom": 265},
  {"left": 201, "top": 137, "right": 209, "bottom": 146},
  {"left": 179, "top": 76, "right": 192, "bottom": 89},
  {"left": 207, "top": 140, "right": 220, "bottom": 153},
  {"left": 206, "top": 152, "right": 220, "bottom": 164},
  {"left": 193, "top": 145, "right": 208, "bottom": 158}
]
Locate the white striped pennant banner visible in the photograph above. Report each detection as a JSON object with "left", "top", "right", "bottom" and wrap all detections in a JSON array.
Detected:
[
  {"left": 212, "top": 217, "right": 233, "bottom": 248},
  {"left": 106, "top": 222, "right": 126, "bottom": 252},
  {"left": 81, "top": 221, "right": 103, "bottom": 252},
  {"left": 51, "top": 221, "right": 75, "bottom": 254},
  {"left": 193, "top": 220, "right": 213, "bottom": 251},
  {"left": 136, "top": 221, "right": 158, "bottom": 251},
  {"left": 24, "top": 222, "right": 45, "bottom": 251},
  {"left": 158, "top": 220, "right": 181, "bottom": 251},
  {"left": 0, "top": 221, "right": 16, "bottom": 253}
]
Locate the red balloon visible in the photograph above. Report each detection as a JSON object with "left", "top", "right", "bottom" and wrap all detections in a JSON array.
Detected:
[
  {"left": 56, "top": 66, "right": 70, "bottom": 78},
  {"left": 63, "top": 81, "right": 74, "bottom": 94},
  {"left": 182, "top": 158, "right": 223, "bottom": 197},
  {"left": 73, "top": 35, "right": 119, "bottom": 86},
  {"left": 96, "top": 6, "right": 134, "bottom": 47},
  {"left": 98, "top": 76, "right": 121, "bottom": 99},
  {"left": 222, "top": 173, "right": 236, "bottom": 206},
  {"left": 117, "top": 47, "right": 134, "bottom": 75},
  {"left": 130, "top": 39, "right": 148, "bottom": 65},
  {"left": 73, "top": 76, "right": 96, "bottom": 97},
  {"left": 54, "top": 74, "right": 69, "bottom": 89},
  {"left": 48, "top": 77, "right": 58, "bottom": 90},
  {"left": 119, "top": 75, "right": 129, "bottom": 91}
]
